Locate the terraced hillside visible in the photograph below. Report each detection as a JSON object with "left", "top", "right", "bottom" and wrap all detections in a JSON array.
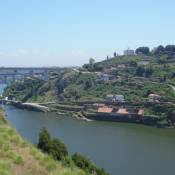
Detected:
[{"left": 4, "top": 54, "right": 175, "bottom": 103}]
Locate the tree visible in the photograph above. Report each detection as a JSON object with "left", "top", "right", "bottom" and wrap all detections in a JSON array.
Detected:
[
  {"left": 72, "top": 153, "right": 109, "bottom": 175},
  {"left": 84, "top": 79, "right": 93, "bottom": 90},
  {"left": 72, "top": 153, "right": 91, "bottom": 170},
  {"left": 136, "top": 47, "right": 150, "bottom": 55},
  {"left": 50, "top": 138, "right": 68, "bottom": 160},
  {"left": 136, "top": 66, "right": 145, "bottom": 76},
  {"left": 167, "top": 110, "right": 175, "bottom": 123},
  {"left": 37, "top": 128, "right": 68, "bottom": 161},
  {"left": 145, "top": 67, "right": 153, "bottom": 77},
  {"left": 165, "top": 45, "right": 175, "bottom": 53},
  {"left": 154, "top": 45, "right": 165, "bottom": 55},
  {"left": 114, "top": 52, "right": 117, "bottom": 57},
  {"left": 37, "top": 128, "right": 51, "bottom": 153}
]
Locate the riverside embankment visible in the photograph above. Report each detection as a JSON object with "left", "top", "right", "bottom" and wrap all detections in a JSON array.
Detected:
[{"left": 2, "top": 100, "right": 50, "bottom": 112}]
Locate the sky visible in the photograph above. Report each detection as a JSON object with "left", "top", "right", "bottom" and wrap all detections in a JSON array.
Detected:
[{"left": 1, "top": 0, "right": 175, "bottom": 67}]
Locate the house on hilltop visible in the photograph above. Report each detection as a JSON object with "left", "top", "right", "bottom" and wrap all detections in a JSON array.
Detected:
[{"left": 124, "top": 49, "right": 135, "bottom": 56}]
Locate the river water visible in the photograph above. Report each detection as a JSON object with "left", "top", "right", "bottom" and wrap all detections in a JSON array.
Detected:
[{"left": 1, "top": 85, "right": 175, "bottom": 175}]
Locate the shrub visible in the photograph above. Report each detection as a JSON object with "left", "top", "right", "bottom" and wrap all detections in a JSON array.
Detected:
[
  {"left": 72, "top": 153, "right": 109, "bottom": 175},
  {"left": 50, "top": 138, "right": 68, "bottom": 161},
  {"left": 37, "top": 128, "right": 68, "bottom": 161},
  {"left": 72, "top": 153, "right": 92, "bottom": 171},
  {"left": 37, "top": 128, "right": 51, "bottom": 154}
]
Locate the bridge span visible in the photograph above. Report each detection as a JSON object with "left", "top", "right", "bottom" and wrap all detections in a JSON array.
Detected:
[{"left": 0, "top": 67, "right": 62, "bottom": 84}]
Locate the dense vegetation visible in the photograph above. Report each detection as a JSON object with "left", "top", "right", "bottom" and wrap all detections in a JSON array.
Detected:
[
  {"left": 38, "top": 128, "right": 68, "bottom": 161},
  {"left": 37, "top": 128, "right": 109, "bottom": 175}
]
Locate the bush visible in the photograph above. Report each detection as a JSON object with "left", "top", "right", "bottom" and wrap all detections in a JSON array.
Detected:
[
  {"left": 72, "top": 153, "right": 109, "bottom": 175},
  {"left": 50, "top": 138, "right": 68, "bottom": 161},
  {"left": 37, "top": 128, "right": 68, "bottom": 161},
  {"left": 37, "top": 128, "right": 51, "bottom": 154},
  {"left": 72, "top": 153, "right": 91, "bottom": 171}
]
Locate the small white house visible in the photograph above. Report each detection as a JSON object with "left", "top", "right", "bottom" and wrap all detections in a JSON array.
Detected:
[
  {"left": 106, "top": 95, "right": 114, "bottom": 102},
  {"left": 106, "top": 94, "right": 125, "bottom": 103},
  {"left": 114, "top": 95, "right": 125, "bottom": 103},
  {"left": 97, "top": 73, "right": 109, "bottom": 81},
  {"left": 124, "top": 49, "right": 135, "bottom": 56},
  {"left": 89, "top": 58, "right": 95, "bottom": 65}
]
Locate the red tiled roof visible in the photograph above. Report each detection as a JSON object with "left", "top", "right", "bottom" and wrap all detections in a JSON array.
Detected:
[
  {"left": 138, "top": 109, "right": 144, "bottom": 115},
  {"left": 117, "top": 108, "right": 128, "bottom": 114},
  {"left": 98, "top": 106, "right": 113, "bottom": 113}
]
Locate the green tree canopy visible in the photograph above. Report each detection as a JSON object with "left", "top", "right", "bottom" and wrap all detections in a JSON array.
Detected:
[
  {"left": 50, "top": 138, "right": 68, "bottom": 160},
  {"left": 37, "top": 128, "right": 51, "bottom": 153},
  {"left": 136, "top": 47, "right": 150, "bottom": 55}
]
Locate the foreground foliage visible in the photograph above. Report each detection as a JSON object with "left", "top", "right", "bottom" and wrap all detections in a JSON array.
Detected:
[
  {"left": 38, "top": 128, "right": 109, "bottom": 175},
  {"left": 0, "top": 110, "right": 89, "bottom": 175},
  {"left": 38, "top": 128, "right": 68, "bottom": 161}
]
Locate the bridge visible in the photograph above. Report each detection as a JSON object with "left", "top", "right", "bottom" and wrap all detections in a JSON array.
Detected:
[{"left": 0, "top": 67, "right": 62, "bottom": 84}]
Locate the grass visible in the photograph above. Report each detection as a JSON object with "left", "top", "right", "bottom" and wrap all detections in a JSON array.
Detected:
[{"left": 0, "top": 109, "right": 88, "bottom": 175}]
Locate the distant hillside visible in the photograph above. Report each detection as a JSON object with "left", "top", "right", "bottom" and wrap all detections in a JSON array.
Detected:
[{"left": 4, "top": 54, "right": 175, "bottom": 103}]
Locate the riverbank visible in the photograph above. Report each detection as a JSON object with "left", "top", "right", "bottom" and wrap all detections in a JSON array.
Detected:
[
  {"left": 5, "top": 100, "right": 174, "bottom": 128},
  {"left": 2, "top": 100, "right": 50, "bottom": 112},
  {"left": 0, "top": 108, "right": 89, "bottom": 175}
]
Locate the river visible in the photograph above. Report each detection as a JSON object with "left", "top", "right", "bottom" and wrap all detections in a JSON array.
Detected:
[{"left": 1, "top": 85, "right": 175, "bottom": 175}]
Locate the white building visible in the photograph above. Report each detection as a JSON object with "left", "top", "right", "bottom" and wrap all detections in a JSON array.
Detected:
[
  {"left": 106, "top": 94, "right": 125, "bottom": 103},
  {"left": 114, "top": 95, "right": 125, "bottom": 103},
  {"left": 89, "top": 58, "right": 95, "bottom": 65},
  {"left": 97, "top": 73, "right": 109, "bottom": 81},
  {"left": 124, "top": 49, "right": 135, "bottom": 56}
]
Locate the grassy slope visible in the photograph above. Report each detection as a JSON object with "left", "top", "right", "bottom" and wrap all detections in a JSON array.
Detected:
[{"left": 0, "top": 110, "right": 87, "bottom": 175}]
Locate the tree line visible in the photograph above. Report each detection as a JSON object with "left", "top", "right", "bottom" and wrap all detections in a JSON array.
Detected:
[
  {"left": 112, "top": 45, "right": 175, "bottom": 57},
  {"left": 135, "top": 45, "right": 175, "bottom": 55}
]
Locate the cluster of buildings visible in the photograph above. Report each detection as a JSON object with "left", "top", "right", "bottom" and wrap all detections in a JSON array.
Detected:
[
  {"left": 97, "top": 105, "right": 144, "bottom": 116},
  {"left": 92, "top": 93, "right": 161, "bottom": 116},
  {"left": 105, "top": 93, "right": 161, "bottom": 104}
]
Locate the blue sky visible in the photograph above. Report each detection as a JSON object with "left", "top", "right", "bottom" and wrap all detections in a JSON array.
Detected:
[{"left": 1, "top": 0, "right": 175, "bottom": 67}]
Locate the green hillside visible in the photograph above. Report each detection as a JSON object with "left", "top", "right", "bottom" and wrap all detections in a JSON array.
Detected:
[{"left": 4, "top": 54, "right": 175, "bottom": 103}]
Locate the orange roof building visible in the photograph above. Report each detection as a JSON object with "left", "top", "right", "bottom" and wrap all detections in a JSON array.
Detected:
[
  {"left": 138, "top": 109, "right": 144, "bottom": 115},
  {"left": 98, "top": 106, "right": 113, "bottom": 113},
  {"left": 117, "top": 108, "right": 128, "bottom": 114}
]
